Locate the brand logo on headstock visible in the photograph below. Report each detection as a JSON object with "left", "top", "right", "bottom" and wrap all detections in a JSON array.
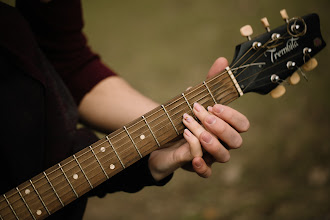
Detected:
[{"left": 265, "top": 37, "right": 299, "bottom": 63}]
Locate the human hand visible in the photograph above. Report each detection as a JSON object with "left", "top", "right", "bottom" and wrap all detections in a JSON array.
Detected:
[{"left": 148, "top": 57, "right": 249, "bottom": 181}]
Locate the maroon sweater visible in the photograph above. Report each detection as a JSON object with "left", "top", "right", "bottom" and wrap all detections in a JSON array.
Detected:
[{"left": 0, "top": 1, "right": 171, "bottom": 219}]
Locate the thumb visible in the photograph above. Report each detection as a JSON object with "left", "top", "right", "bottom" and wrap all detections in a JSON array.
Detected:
[{"left": 207, "top": 57, "right": 229, "bottom": 79}]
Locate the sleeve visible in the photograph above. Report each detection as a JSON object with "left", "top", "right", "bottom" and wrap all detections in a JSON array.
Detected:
[{"left": 16, "top": 0, "right": 116, "bottom": 104}]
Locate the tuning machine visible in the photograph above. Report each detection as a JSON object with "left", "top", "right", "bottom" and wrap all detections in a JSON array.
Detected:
[
  {"left": 280, "top": 9, "right": 289, "bottom": 23},
  {"left": 270, "top": 85, "right": 286, "bottom": 99},
  {"left": 240, "top": 25, "right": 253, "bottom": 40},
  {"left": 269, "top": 74, "right": 286, "bottom": 98},
  {"left": 261, "top": 17, "right": 271, "bottom": 32},
  {"left": 287, "top": 56, "right": 318, "bottom": 86}
]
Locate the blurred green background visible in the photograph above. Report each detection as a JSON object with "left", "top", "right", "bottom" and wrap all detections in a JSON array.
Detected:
[
  {"left": 80, "top": 1, "right": 330, "bottom": 220},
  {"left": 4, "top": 0, "right": 329, "bottom": 219}
]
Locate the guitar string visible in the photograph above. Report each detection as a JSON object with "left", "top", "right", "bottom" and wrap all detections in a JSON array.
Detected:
[
  {"left": 8, "top": 92, "right": 240, "bottom": 217},
  {"left": 233, "top": 32, "right": 290, "bottom": 80},
  {"left": 0, "top": 67, "right": 234, "bottom": 204},
  {"left": 237, "top": 48, "right": 303, "bottom": 90},
  {"left": 0, "top": 74, "right": 235, "bottom": 209},
  {"left": 0, "top": 32, "right": 295, "bottom": 210},
  {"left": 240, "top": 52, "right": 304, "bottom": 91},
  {"left": 1, "top": 78, "right": 240, "bottom": 215}
]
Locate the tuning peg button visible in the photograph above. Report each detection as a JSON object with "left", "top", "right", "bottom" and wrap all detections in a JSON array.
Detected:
[
  {"left": 280, "top": 9, "right": 289, "bottom": 23},
  {"left": 240, "top": 25, "right": 253, "bottom": 40},
  {"left": 270, "top": 85, "right": 286, "bottom": 98},
  {"left": 301, "top": 58, "right": 318, "bottom": 72},
  {"left": 289, "top": 72, "right": 301, "bottom": 85},
  {"left": 261, "top": 17, "right": 271, "bottom": 32}
]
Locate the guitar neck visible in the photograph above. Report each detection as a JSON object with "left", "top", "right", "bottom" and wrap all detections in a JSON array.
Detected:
[{"left": 0, "top": 69, "right": 239, "bottom": 220}]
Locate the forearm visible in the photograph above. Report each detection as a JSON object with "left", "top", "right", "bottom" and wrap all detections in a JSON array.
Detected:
[{"left": 78, "top": 76, "right": 159, "bottom": 132}]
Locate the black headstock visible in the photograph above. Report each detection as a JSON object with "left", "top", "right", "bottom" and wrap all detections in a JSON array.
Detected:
[{"left": 230, "top": 12, "right": 326, "bottom": 96}]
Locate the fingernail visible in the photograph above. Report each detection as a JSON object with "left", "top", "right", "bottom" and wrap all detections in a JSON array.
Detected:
[
  {"left": 193, "top": 103, "right": 202, "bottom": 112},
  {"left": 201, "top": 133, "right": 212, "bottom": 144},
  {"left": 207, "top": 106, "right": 213, "bottom": 112},
  {"left": 213, "top": 105, "right": 224, "bottom": 114},
  {"left": 183, "top": 113, "right": 191, "bottom": 122},
  {"left": 205, "top": 115, "right": 216, "bottom": 125},
  {"left": 195, "top": 160, "right": 202, "bottom": 168},
  {"left": 184, "top": 129, "right": 191, "bottom": 137}
]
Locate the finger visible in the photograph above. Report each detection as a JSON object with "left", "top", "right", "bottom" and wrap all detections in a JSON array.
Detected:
[
  {"left": 192, "top": 157, "right": 212, "bottom": 178},
  {"left": 194, "top": 102, "right": 243, "bottom": 149},
  {"left": 182, "top": 113, "right": 206, "bottom": 138},
  {"left": 183, "top": 129, "right": 203, "bottom": 157},
  {"left": 207, "top": 57, "right": 229, "bottom": 79},
  {"left": 199, "top": 130, "right": 231, "bottom": 162},
  {"left": 207, "top": 104, "right": 250, "bottom": 133}
]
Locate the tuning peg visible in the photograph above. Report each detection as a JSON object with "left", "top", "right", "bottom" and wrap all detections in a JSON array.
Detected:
[
  {"left": 261, "top": 17, "right": 271, "bottom": 32},
  {"left": 280, "top": 9, "right": 289, "bottom": 23},
  {"left": 240, "top": 25, "right": 253, "bottom": 40},
  {"left": 301, "top": 58, "right": 318, "bottom": 72},
  {"left": 270, "top": 85, "right": 286, "bottom": 98},
  {"left": 289, "top": 72, "right": 301, "bottom": 85}
]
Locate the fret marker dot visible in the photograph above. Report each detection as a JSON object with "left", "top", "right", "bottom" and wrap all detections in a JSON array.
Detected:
[
  {"left": 110, "top": 164, "right": 115, "bottom": 170},
  {"left": 140, "top": 134, "right": 145, "bottom": 140},
  {"left": 100, "top": 147, "right": 106, "bottom": 152},
  {"left": 36, "top": 210, "right": 42, "bottom": 215},
  {"left": 73, "top": 174, "right": 78, "bottom": 180},
  {"left": 25, "top": 189, "right": 30, "bottom": 195}
]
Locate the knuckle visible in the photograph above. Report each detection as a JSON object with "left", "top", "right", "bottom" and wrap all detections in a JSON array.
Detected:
[{"left": 216, "top": 121, "right": 226, "bottom": 134}]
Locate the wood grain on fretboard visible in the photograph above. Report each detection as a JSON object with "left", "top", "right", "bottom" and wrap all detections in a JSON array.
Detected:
[{"left": 0, "top": 70, "right": 238, "bottom": 220}]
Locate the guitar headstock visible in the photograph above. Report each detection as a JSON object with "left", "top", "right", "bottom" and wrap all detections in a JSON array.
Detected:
[{"left": 230, "top": 10, "right": 326, "bottom": 98}]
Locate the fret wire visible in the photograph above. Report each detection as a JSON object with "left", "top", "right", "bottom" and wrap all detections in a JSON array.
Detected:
[
  {"left": 124, "top": 126, "right": 143, "bottom": 158},
  {"left": 2, "top": 91, "right": 239, "bottom": 213},
  {"left": 203, "top": 81, "right": 217, "bottom": 104},
  {"left": 58, "top": 163, "right": 79, "bottom": 198},
  {"left": 89, "top": 146, "right": 109, "bottom": 179},
  {"left": 73, "top": 155, "right": 93, "bottom": 189},
  {"left": 0, "top": 71, "right": 232, "bottom": 205},
  {"left": 0, "top": 71, "right": 236, "bottom": 206},
  {"left": 106, "top": 136, "right": 126, "bottom": 169},
  {"left": 2, "top": 80, "right": 235, "bottom": 210},
  {"left": 161, "top": 105, "right": 179, "bottom": 135},
  {"left": 142, "top": 116, "right": 160, "bottom": 147},
  {"left": 0, "top": 213, "right": 3, "bottom": 220},
  {"left": 3, "top": 194, "right": 19, "bottom": 220},
  {"left": 16, "top": 187, "right": 36, "bottom": 220},
  {"left": 181, "top": 92, "right": 198, "bottom": 121},
  {"left": 182, "top": 93, "right": 193, "bottom": 113},
  {"left": 29, "top": 180, "right": 50, "bottom": 215},
  {"left": 43, "top": 172, "right": 64, "bottom": 207}
]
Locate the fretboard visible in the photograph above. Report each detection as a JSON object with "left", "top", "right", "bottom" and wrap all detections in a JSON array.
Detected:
[{"left": 0, "top": 68, "right": 239, "bottom": 220}]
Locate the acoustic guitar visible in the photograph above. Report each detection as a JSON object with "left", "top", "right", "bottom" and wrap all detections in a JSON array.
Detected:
[{"left": 0, "top": 9, "right": 326, "bottom": 220}]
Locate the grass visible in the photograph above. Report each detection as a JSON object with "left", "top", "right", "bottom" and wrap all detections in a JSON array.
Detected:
[{"left": 80, "top": 0, "right": 330, "bottom": 219}]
